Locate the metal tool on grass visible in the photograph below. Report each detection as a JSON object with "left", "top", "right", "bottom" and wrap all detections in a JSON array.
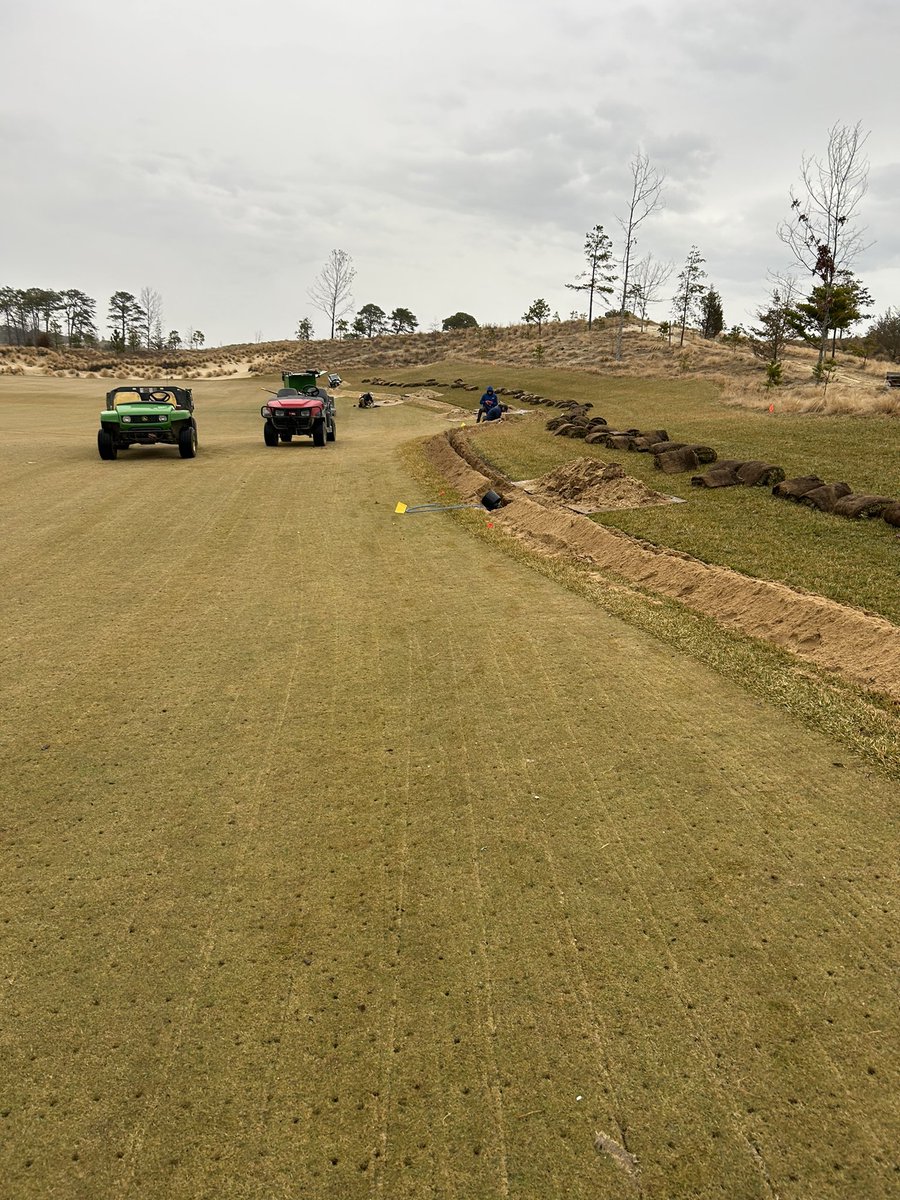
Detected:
[{"left": 394, "top": 501, "right": 481, "bottom": 515}]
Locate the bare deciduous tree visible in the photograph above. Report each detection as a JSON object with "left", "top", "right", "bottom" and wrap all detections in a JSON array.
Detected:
[
  {"left": 628, "top": 255, "right": 672, "bottom": 331},
  {"left": 308, "top": 249, "right": 356, "bottom": 340},
  {"left": 777, "top": 121, "right": 870, "bottom": 373},
  {"left": 138, "top": 286, "right": 163, "bottom": 350},
  {"left": 614, "top": 152, "right": 665, "bottom": 360}
]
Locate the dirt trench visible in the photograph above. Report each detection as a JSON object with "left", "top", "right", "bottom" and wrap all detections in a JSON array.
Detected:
[{"left": 420, "top": 430, "right": 900, "bottom": 702}]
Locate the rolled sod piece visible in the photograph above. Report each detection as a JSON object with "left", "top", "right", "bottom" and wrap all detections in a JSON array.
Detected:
[
  {"left": 686, "top": 445, "right": 718, "bottom": 464},
  {"left": 655, "top": 446, "right": 701, "bottom": 474},
  {"left": 832, "top": 493, "right": 897, "bottom": 519},
  {"left": 648, "top": 440, "right": 688, "bottom": 454},
  {"left": 735, "top": 461, "right": 786, "bottom": 487},
  {"left": 772, "top": 475, "right": 826, "bottom": 501},
  {"left": 882, "top": 500, "right": 900, "bottom": 528},
  {"left": 691, "top": 465, "right": 740, "bottom": 487},
  {"left": 798, "top": 482, "right": 853, "bottom": 512}
]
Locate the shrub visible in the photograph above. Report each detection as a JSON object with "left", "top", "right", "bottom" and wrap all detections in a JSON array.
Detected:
[{"left": 765, "top": 362, "right": 783, "bottom": 388}]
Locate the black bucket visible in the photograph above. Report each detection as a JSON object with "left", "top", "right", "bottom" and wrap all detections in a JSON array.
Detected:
[{"left": 481, "top": 490, "right": 504, "bottom": 511}]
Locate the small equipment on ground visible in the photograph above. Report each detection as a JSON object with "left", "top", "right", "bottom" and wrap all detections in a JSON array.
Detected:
[
  {"left": 394, "top": 491, "right": 505, "bottom": 515},
  {"left": 327, "top": 373, "right": 342, "bottom": 388},
  {"left": 261, "top": 369, "right": 336, "bottom": 447},
  {"left": 98, "top": 385, "right": 197, "bottom": 460},
  {"left": 358, "top": 392, "right": 375, "bottom": 408}
]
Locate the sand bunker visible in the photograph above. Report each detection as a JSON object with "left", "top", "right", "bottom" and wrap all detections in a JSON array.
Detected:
[
  {"left": 518, "top": 456, "right": 677, "bottom": 513},
  {"left": 419, "top": 431, "right": 900, "bottom": 702}
]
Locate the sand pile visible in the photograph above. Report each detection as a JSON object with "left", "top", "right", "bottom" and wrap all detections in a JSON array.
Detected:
[{"left": 523, "top": 457, "right": 675, "bottom": 512}]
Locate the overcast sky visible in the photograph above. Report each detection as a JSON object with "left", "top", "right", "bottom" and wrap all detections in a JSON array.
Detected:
[{"left": 3, "top": 0, "right": 900, "bottom": 346}]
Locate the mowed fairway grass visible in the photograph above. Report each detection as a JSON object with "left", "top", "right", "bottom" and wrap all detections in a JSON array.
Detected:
[{"left": 1, "top": 375, "right": 898, "bottom": 1199}]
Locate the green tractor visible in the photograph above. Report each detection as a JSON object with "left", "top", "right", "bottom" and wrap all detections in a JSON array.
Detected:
[{"left": 98, "top": 386, "right": 198, "bottom": 460}]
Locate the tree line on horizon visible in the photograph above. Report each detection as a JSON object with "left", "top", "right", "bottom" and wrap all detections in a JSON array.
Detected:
[{"left": 0, "top": 285, "right": 204, "bottom": 353}]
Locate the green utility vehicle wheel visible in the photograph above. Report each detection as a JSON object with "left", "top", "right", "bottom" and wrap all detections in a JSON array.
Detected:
[
  {"left": 178, "top": 424, "right": 198, "bottom": 458},
  {"left": 98, "top": 428, "right": 117, "bottom": 460}
]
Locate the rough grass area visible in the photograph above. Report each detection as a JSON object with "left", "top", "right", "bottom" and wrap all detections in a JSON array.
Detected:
[
  {"left": 1, "top": 376, "right": 898, "bottom": 1199},
  {"left": 429, "top": 372, "right": 900, "bottom": 627},
  {"left": 403, "top": 441, "right": 900, "bottom": 783}
]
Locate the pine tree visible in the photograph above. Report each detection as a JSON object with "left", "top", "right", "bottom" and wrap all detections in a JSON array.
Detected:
[
  {"left": 672, "top": 248, "right": 707, "bottom": 346},
  {"left": 699, "top": 289, "right": 724, "bottom": 339},
  {"left": 522, "top": 298, "right": 551, "bottom": 334},
  {"left": 565, "top": 225, "right": 616, "bottom": 329}
]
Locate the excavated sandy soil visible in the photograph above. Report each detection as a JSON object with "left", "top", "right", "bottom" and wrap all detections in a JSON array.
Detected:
[
  {"left": 421, "top": 430, "right": 900, "bottom": 701},
  {"left": 517, "top": 456, "right": 678, "bottom": 513},
  {"left": 401, "top": 388, "right": 473, "bottom": 417}
]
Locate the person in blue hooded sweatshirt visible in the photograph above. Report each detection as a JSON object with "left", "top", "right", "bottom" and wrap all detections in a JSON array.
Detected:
[{"left": 476, "top": 386, "right": 497, "bottom": 423}]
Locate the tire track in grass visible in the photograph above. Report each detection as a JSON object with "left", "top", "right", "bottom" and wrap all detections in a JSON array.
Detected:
[
  {"left": 377, "top": 610, "right": 503, "bottom": 1199},
  {"left": 233, "top": 471, "right": 373, "bottom": 1194},
  {"left": 115, "top": 499, "right": 314, "bottom": 1197},
  {"left": 400, "top": 622, "right": 461, "bottom": 1200},
  {"left": 453, "top": 606, "right": 768, "bottom": 1192},
  {"left": 481, "top": 603, "right": 893, "bottom": 1193},
  {"left": 367, "top": 614, "right": 468, "bottom": 1195},
  {"left": 445, "top": 619, "right": 644, "bottom": 1196},
  {"left": 438, "top": 631, "right": 513, "bottom": 1197},
  {"left": 491, "top": 627, "right": 780, "bottom": 1196},
  {"left": 212, "top": 516, "right": 324, "bottom": 1195},
  {"left": 371, "top": 623, "right": 417, "bottom": 1198}
]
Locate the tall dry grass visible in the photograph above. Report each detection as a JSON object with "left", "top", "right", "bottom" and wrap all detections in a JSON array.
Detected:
[{"left": 1, "top": 323, "right": 897, "bottom": 415}]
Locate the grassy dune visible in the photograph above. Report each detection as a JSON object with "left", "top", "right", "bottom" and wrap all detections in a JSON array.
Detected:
[{"left": 1, "top": 375, "right": 898, "bottom": 1198}]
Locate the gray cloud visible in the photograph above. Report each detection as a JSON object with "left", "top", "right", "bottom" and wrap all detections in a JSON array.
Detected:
[{"left": 3, "top": 0, "right": 900, "bottom": 342}]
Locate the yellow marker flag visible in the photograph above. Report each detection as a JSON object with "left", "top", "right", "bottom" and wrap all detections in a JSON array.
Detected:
[{"left": 394, "top": 502, "right": 408, "bottom": 514}]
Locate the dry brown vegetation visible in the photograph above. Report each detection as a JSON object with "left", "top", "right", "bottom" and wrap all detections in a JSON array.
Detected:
[{"left": 3, "top": 320, "right": 899, "bottom": 417}]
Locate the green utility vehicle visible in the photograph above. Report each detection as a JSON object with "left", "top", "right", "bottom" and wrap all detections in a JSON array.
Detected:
[{"left": 98, "top": 386, "right": 198, "bottom": 460}]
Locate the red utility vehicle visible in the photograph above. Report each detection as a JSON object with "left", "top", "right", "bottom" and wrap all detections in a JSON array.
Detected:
[{"left": 260, "top": 370, "right": 336, "bottom": 447}]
